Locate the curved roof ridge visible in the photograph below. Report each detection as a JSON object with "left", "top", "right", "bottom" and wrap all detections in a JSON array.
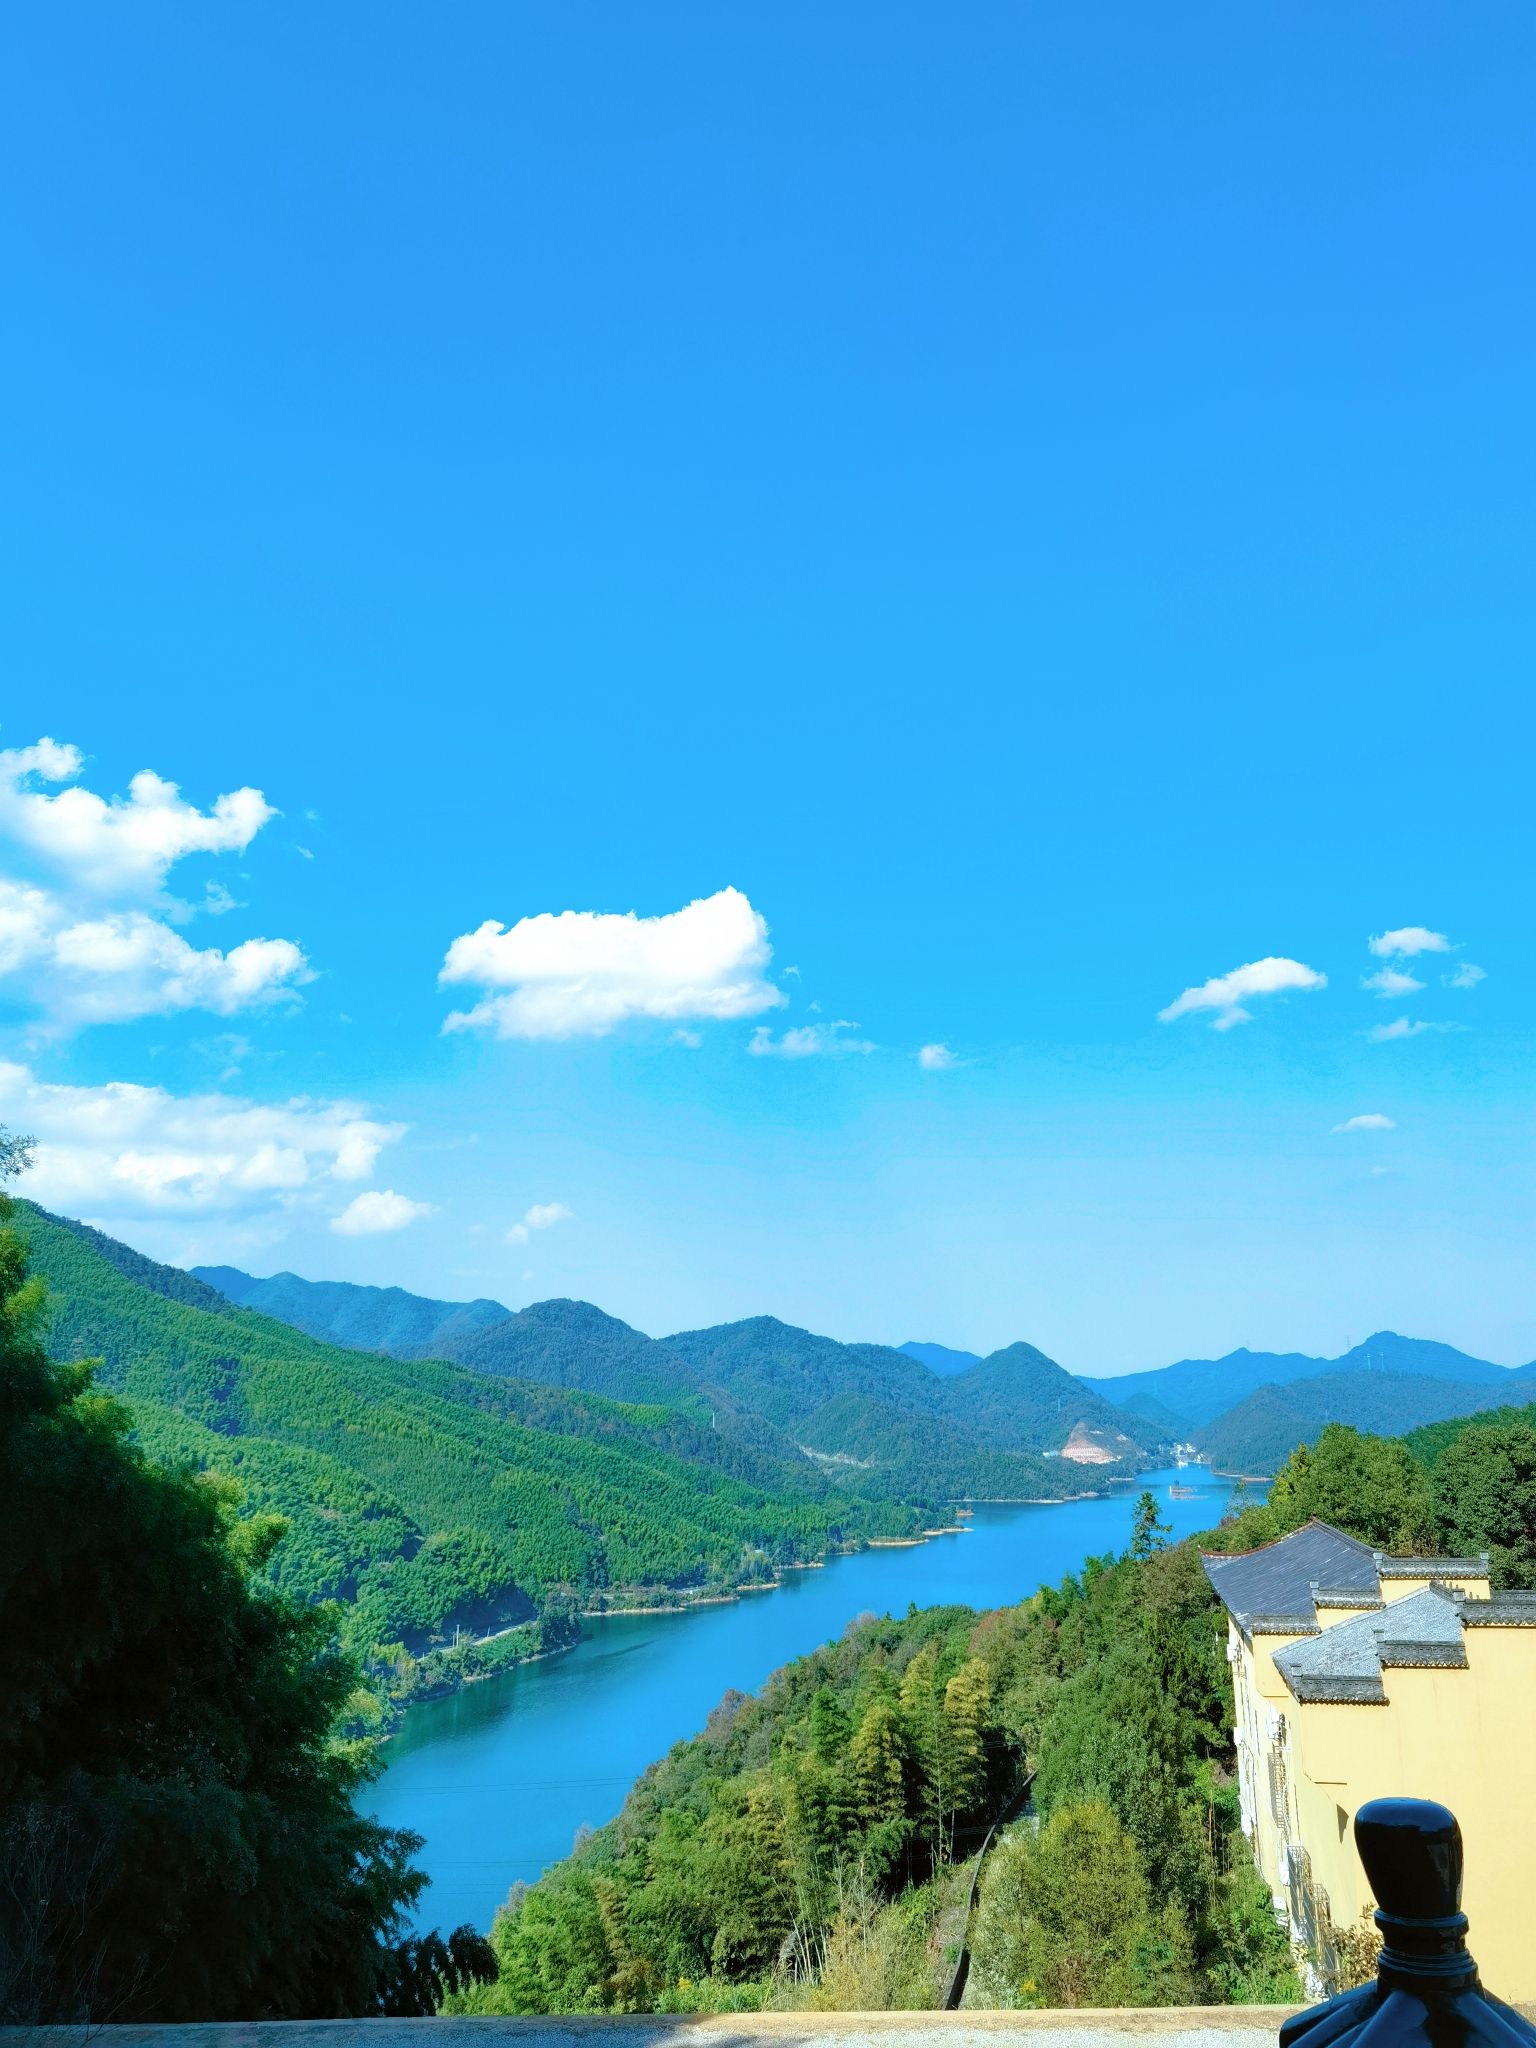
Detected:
[{"left": 1199, "top": 1515, "right": 1375, "bottom": 1563}]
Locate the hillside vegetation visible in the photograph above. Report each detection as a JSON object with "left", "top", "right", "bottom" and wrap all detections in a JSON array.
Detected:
[
  {"left": 456, "top": 1494, "right": 1296, "bottom": 2017},
  {"left": 461, "top": 1409, "right": 1536, "bottom": 2016},
  {"left": 193, "top": 1264, "right": 509, "bottom": 1360},
  {"left": 13, "top": 1205, "right": 920, "bottom": 1688},
  {"left": 196, "top": 1271, "right": 1165, "bottom": 1492},
  {"left": 666, "top": 1317, "right": 1166, "bottom": 1473},
  {"left": 1195, "top": 1369, "right": 1524, "bottom": 1478},
  {"left": 0, "top": 1197, "right": 492, "bottom": 2026}
]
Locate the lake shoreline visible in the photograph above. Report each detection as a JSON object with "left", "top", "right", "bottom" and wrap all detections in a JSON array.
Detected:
[
  {"left": 404, "top": 1472, "right": 1157, "bottom": 1717},
  {"left": 368, "top": 1469, "right": 1250, "bottom": 1936}
]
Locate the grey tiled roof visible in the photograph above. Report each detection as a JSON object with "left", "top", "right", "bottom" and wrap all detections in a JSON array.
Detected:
[
  {"left": 1273, "top": 1586, "right": 1468, "bottom": 1705},
  {"left": 1247, "top": 1615, "right": 1320, "bottom": 1637},
  {"left": 1461, "top": 1593, "right": 1536, "bottom": 1627},
  {"left": 1375, "top": 1553, "right": 1489, "bottom": 1579},
  {"left": 1311, "top": 1586, "right": 1385, "bottom": 1610},
  {"left": 1284, "top": 1671, "right": 1390, "bottom": 1705},
  {"left": 1202, "top": 1519, "right": 1379, "bottom": 1631}
]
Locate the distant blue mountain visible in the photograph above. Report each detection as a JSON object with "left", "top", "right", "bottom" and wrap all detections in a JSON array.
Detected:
[
  {"left": 1086, "top": 1331, "right": 1524, "bottom": 1433},
  {"left": 191, "top": 1265, "right": 510, "bottom": 1359},
  {"left": 899, "top": 1340, "right": 982, "bottom": 1377},
  {"left": 1197, "top": 1368, "right": 1536, "bottom": 1478}
]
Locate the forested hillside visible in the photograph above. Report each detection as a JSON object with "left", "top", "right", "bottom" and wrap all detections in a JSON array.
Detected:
[
  {"left": 667, "top": 1317, "right": 1168, "bottom": 1471},
  {"left": 14, "top": 1205, "right": 921, "bottom": 1690},
  {"left": 457, "top": 1495, "right": 1296, "bottom": 2017},
  {"left": 1196, "top": 1369, "right": 1526, "bottom": 1478},
  {"left": 199, "top": 1272, "right": 1163, "bottom": 1492},
  {"left": 193, "top": 1263, "right": 509, "bottom": 1359},
  {"left": 460, "top": 1411, "right": 1536, "bottom": 2015}
]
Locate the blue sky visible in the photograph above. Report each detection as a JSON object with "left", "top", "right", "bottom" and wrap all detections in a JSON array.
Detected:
[{"left": 2, "top": 4, "right": 1533, "bottom": 1371}]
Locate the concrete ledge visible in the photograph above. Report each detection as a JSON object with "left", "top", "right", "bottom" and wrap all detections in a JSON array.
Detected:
[{"left": 1, "top": 2009, "right": 1305, "bottom": 2048}]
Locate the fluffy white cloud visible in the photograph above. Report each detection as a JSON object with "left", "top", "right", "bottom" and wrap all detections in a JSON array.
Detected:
[
  {"left": 918, "top": 1043, "right": 957, "bottom": 1071},
  {"left": 1158, "top": 956, "right": 1326, "bottom": 1031},
  {"left": 507, "top": 1200, "right": 574, "bottom": 1246},
  {"left": 0, "top": 741, "right": 307, "bottom": 1029},
  {"left": 1362, "top": 966, "right": 1425, "bottom": 999},
  {"left": 1369, "top": 926, "right": 1450, "bottom": 958},
  {"left": 1332, "top": 1113, "right": 1397, "bottom": 1134},
  {"left": 1446, "top": 963, "right": 1486, "bottom": 990},
  {"left": 0, "top": 878, "right": 309, "bottom": 1025},
  {"left": 332, "top": 1189, "right": 433, "bottom": 1236},
  {"left": 0, "top": 739, "right": 273, "bottom": 899},
  {"left": 748, "top": 1020, "right": 876, "bottom": 1058},
  {"left": 0, "top": 1060, "right": 404, "bottom": 1217},
  {"left": 440, "top": 886, "right": 786, "bottom": 1040},
  {"left": 0, "top": 739, "right": 273, "bottom": 897}
]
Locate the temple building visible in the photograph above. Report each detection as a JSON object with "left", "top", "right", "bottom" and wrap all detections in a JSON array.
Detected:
[{"left": 1203, "top": 1518, "right": 1536, "bottom": 2000}]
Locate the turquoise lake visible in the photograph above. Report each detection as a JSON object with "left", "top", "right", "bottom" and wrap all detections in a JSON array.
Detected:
[{"left": 365, "top": 1468, "right": 1248, "bottom": 1934}]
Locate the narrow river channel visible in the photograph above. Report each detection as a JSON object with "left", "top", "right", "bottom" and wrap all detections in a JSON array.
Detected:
[{"left": 364, "top": 1467, "right": 1249, "bottom": 1933}]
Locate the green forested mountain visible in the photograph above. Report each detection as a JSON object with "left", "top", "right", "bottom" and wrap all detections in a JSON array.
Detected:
[
  {"left": 13, "top": 1204, "right": 919, "bottom": 1673},
  {"left": 662, "top": 1316, "right": 963, "bottom": 1427},
  {"left": 196, "top": 1273, "right": 1164, "bottom": 1492},
  {"left": 952, "top": 1342, "right": 1160, "bottom": 1457},
  {"left": 666, "top": 1317, "right": 1168, "bottom": 1471},
  {"left": 438, "top": 1298, "right": 703, "bottom": 1403},
  {"left": 1195, "top": 1369, "right": 1528, "bottom": 1478},
  {"left": 193, "top": 1263, "right": 509, "bottom": 1359}
]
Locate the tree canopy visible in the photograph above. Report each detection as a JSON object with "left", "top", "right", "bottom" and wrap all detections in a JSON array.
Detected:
[{"left": 0, "top": 1175, "right": 490, "bottom": 2024}]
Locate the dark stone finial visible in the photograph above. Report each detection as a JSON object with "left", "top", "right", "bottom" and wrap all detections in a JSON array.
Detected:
[
  {"left": 1355, "top": 1796, "right": 1471, "bottom": 1984},
  {"left": 1279, "top": 1798, "right": 1535, "bottom": 2048}
]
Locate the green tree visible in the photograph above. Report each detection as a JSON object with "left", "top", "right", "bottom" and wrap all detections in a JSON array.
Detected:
[
  {"left": 940, "top": 1656, "right": 995, "bottom": 1818},
  {"left": 1431, "top": 1421, "right": 1536, "bottom": 1588},
  {"left": 0, "top": 1188, "right": 484, "bottom": 2023},
  {"left": 850, "top": 1700, "right": 908, "bottom": 1825},
  {"left": 808, "top": 1685, "right": 851, "bottom": 1762},
  {"left": 969, "top": 1801, "right": 1191, "bottom": 2008},
  {"left": 1267, "top": 1424, "right": 1437, "bottom": 1552},
  {"left": 1129, "top": 1490, "right": 1171, "bottom": 1561}
]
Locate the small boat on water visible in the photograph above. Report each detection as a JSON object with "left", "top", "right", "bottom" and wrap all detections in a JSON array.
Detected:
[{"left": 1168, "top": 1483, "right": 1199, "bottom": 1499}]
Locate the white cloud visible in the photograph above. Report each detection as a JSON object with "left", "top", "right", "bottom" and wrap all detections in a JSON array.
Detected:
[
  {"left": 1158, "top": 956, "right": 1326, "bottom": 1031},
  {"left": 748, "top": 1020, "right": 876, "bottom": 1059},
  {"left": 1368, "top": 1017, "right": 1455, "bottom": 1043},
  {"left": 1332, "top": 1113, "right": 1397, "bottom": 1134},
  {"left": 918, "top": 1042, "right": 957, "bottom": 1071},
  {"left": 0, "top": 741, "right": 306, "bottom": 1029},
  {"left": 0, "top": 739, "right": 274, "bottom": 898},
  {"left": 507, "top": 1200, "right": 574, "bottom": 1246},
  {"left": 332, "top": 1189, "right": 433, "bottom": 1236},
  {"left": 1362, "top": 966, "right": 1425, "bottom": 999},
  {"left": 1369, "top": 926, "right": 1450, "bottom": 958},
  {"left": 0, "top": 1060, "right": 404, "bottom": 1218},
  {"left": 440, "top": 886, "right": 786, "bottom": 1040},
  {"left": 0, "top": 878, "right": 309, "bottom": 1026},
  {"left": 1446, "top": 963, "right": 1486, "bottom": 990},
  {"left": 670, "top": 1027, "right": 704, "bottom": 1049}
]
